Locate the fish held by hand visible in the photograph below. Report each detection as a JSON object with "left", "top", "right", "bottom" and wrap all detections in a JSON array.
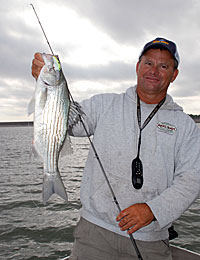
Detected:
[{"left": 29, "top": 53, "right": 72, "bottom": 205}]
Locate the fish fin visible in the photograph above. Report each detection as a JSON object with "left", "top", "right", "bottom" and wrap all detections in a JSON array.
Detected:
[
  {"left": 27, "top": 96, "right": 35, "bottom": 115},
  {"left": 27, "top": 76, "right": 47, "bottom": 116},
  {"left": 29, "top": 139, "right": 43, "bottom": 162},
  {"left": 60, "top": 134, "right": 73, "bottom": 158},
  {"left": 68, "top": 102, "right": 85, "bottom": 127},
  {"left": 32, "top": 145, "right": 43, "bottom": 161},
  {"left": 42, "top": 172, "right": 68, "bottom": 205}
]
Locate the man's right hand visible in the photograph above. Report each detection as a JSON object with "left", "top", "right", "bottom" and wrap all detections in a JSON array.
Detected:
[{"left": 31, "top": 53, "right": 45, "bottom": 80}]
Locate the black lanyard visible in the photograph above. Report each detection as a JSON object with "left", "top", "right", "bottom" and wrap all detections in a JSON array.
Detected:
[
  {"left": 136, "top": 94, "right": 166, "bottom": 157},
  {"left": 132, "top": 94, "right": 166, "bottom": 189}
]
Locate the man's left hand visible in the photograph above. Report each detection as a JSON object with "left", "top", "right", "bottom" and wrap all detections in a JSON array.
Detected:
[{"left": 116, "top": 203, "right": 155, "bottom": 234}]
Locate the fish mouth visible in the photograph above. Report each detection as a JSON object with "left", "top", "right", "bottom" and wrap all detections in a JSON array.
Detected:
[
  {"left": 39, "top": 75, "right": 50, "bottom": 86},
  {"left": 40, "top": 76, "right": 53, "bottom": 86},
  {"left": 42, "top": 78, "right": 60, "bottom": 87},
  {"left": 43, "top": 81, "right": 51, "bottom": 86}
]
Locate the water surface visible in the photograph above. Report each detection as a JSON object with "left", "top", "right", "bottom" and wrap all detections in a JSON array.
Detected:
[{"left": 0, "top": 126, "right": 199, "bottom": 259}]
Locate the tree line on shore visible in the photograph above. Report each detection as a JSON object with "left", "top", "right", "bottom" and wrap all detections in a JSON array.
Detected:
[
  {"left": 0, "top": 115, "right": 200, "bottom": 126},
  {"left": 188, "top": 114, "right": 200, "bottom": 123}
]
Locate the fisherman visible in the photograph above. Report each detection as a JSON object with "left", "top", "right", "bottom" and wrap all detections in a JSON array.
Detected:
[{"left": 32, "top": 37, "right": 200, "bottom": 260}]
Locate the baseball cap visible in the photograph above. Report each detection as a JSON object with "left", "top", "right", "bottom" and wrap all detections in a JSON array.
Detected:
[{"left": 139, "top": 37, "right": 180, "bottom": 67}]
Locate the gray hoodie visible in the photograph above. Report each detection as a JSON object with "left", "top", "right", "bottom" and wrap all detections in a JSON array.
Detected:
[{"left": 71, "top": 86, "right": 200, "bottom": 241}]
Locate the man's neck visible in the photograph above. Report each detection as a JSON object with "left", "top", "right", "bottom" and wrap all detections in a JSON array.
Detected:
[{"left": 136, "top": 88, "right": 167, "bottom": 104}]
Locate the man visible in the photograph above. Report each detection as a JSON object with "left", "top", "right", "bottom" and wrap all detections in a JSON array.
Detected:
[{"left": 32, "top": 37, "right": 200, "bottom": 260}]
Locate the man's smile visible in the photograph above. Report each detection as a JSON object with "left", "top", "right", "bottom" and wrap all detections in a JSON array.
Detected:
[{"left": 145, "top": 76, "right": 160, "bottom": 83}]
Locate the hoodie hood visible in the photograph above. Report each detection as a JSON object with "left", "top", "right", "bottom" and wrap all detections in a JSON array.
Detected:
[{"left": 126, "top": 85, "right": 183, "bottom": 112}]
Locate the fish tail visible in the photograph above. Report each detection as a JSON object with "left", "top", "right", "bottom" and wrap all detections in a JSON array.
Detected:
[{"left": 42, "top": 172, "right": 68, "bottom": 204}]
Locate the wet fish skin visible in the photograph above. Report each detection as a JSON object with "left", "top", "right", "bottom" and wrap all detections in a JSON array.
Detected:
[{"left": 33, "top": 54, "right": 70, "bottom": 204}]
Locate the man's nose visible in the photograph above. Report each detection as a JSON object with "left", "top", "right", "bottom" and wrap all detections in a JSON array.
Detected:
[{"left": 150, "top": 65, "right": 159, "bottom": 74}]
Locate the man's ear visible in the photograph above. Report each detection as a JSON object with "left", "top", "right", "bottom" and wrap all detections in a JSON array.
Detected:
[
  {"left": 136, "top": 61, "right": 140, "bottom": 75},
  {"left": 171, "top": 69, "right": 179, "bottom": 83}
]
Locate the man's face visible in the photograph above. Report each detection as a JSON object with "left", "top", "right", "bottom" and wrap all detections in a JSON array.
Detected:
[{"left": 136, "top": 48, "right": 179, "bottom": 101}]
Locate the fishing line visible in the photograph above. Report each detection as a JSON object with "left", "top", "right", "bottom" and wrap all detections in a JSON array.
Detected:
[
  {"left": 30, "top": 4, "right": 143, "bottom": 259},
  {"left": 30, "top": 4, "right": 54, "bottom": 56}
]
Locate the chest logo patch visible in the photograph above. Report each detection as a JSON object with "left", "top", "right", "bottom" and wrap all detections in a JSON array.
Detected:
[{"left": 157, "top": 122, "right": 177, "bottom": 135}]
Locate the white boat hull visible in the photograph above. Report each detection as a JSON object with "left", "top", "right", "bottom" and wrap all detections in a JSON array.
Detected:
[
  {"left": 61, "top": 245, "right": 200, "bottom": 260},
  {"left": 171, "top": 245, "right": 200, "bottom": 259}
]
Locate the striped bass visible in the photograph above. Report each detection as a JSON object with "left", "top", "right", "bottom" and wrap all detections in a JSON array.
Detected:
[{"left": 29, "top": 53, "right": 71, "bottom": 204}]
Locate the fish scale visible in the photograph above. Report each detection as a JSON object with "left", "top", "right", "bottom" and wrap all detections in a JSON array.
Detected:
[{"left": 45, "top": 92, "right": 67, "bottom": 173}]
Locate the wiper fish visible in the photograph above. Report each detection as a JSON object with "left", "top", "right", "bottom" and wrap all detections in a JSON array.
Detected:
[{"left": 29, "top": 54, "right": 71, "bottom": 204}]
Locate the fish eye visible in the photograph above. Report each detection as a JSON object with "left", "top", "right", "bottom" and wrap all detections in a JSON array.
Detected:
[{"left": 49, "top": 67, "right": 54, "bottom": 72}]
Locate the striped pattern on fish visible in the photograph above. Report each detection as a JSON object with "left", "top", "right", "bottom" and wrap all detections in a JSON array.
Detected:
[{"left": 30, "top": 54, "right": 72, "bottom": 204}]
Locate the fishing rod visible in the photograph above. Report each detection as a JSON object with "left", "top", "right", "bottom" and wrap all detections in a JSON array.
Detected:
[
  {"left": 30, "top": 4, "right": 54, "bottom": 56},
  {"left": 30, "top": 4, "right": 143, "bottom": 260}
]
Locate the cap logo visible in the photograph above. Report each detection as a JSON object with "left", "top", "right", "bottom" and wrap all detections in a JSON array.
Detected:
[{"left": 152, "top": 40, "right": 169, "bottom": 45}]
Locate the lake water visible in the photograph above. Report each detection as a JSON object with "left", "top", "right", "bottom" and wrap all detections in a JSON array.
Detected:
[{"left": 0, "top": 126, "right": 200, "bottom": 260}]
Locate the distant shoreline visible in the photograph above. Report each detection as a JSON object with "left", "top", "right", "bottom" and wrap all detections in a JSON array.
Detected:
[
  {"left": 0, "top": 116, "right": 199, "bottom": 127},
  {"left": 188, "top": 115, "right": 200, "bottom": 123},
  {"left": 0, "top": 121, "right": 33, "bottom": 127}
]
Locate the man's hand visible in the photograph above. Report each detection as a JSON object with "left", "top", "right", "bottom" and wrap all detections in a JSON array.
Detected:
[
  {"left": 31, "top": 53, "right": 45, "bottom": 80},
  {"left": 116, "top": 203, "right": 155, "bottom": 234}
]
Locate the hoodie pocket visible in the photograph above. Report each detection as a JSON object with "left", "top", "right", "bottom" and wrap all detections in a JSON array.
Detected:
[{"left": 89, "top": 180, "right": 119, "bottom": 225}]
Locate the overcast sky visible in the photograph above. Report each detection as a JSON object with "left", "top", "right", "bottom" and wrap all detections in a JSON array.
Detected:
[{"left": 1, "top": 0, "right": 200, "bottom": 122}]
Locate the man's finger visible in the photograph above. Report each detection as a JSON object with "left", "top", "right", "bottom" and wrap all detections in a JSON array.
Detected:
[
  {"left": 34, "top": 52, "right": 44, "bottom": 62},
  {"left": 119, "top": 219, "right": 137, "bottom": 231},
  {"left": 116, "top": 210, "right": 129, "bottom": 221},
  {"left": 127, "top": 223, "right": 141, "bottom": 234}
]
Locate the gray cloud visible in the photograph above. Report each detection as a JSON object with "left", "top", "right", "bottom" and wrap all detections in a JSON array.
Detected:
[
  {"left": 62, "top": 61, "right": 136, "bottom": 82},
  {"left": 64, "top": 0, "right": 196, "bottom": 44},
  {"left": 1, "top": 0, "right": 200, "bottom": 121}
]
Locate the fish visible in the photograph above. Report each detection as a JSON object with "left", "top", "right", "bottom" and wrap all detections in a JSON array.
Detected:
[{"left": 28, "top": 53, "right": 72, "bottom": 204}]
